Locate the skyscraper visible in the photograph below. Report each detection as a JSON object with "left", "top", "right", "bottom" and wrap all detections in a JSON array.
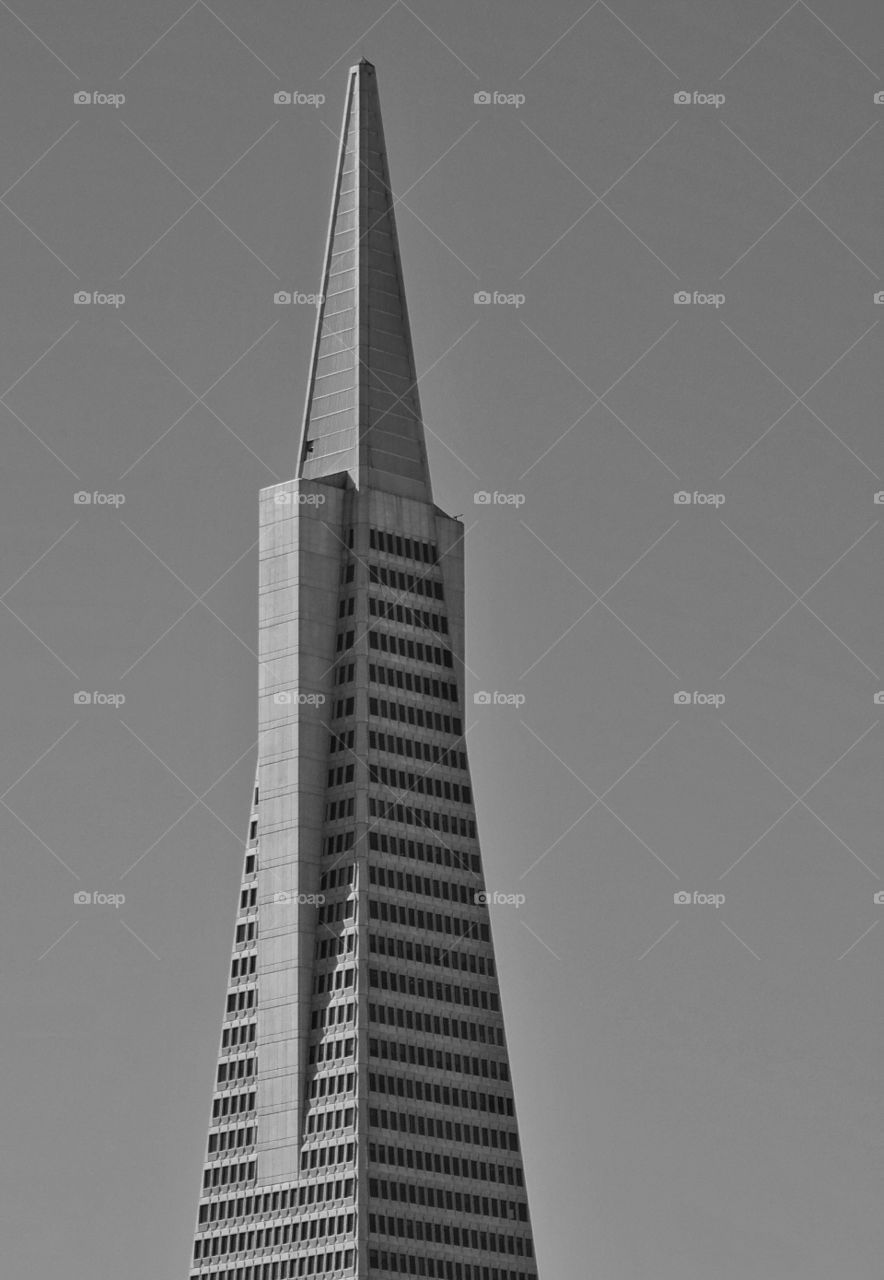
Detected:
[{"left": 188, "top": 60, "right": 539, "bottom": 1280}]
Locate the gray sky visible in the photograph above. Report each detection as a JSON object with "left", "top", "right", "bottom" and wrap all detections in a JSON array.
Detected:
[{"left": 1, "top": 1, "right": 883, "bottom": 1277}]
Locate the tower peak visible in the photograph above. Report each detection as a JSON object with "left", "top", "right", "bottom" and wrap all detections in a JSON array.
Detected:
[{"left": 297, "top": 62, "right": 433, "bottom": 503}]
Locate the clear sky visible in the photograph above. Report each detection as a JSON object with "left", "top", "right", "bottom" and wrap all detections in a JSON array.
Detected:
[{"left": 1, "top": 2, "right": 883, "bottom": 1277}]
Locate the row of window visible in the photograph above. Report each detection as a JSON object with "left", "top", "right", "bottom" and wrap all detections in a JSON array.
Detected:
[
  {"left": 191, "top": 1246, "right": 354, "bottom": 1279},
  {"left": 369, "top": 696, "right": 462, "bottom": 738},
  {"left": 369, "top": 931, "right": 495, "bottom": 977},
  {"left": 324, "top": 830, "right": 355, "bottom": 857},
  {"left": 207, "top": 1126, "right": 255, "bottom": 1155},
  {"left": 299, "top": 1139, "right": 355, "bottom": 1172},
  {"left": 308, "top": 1069, "right": 355, "bottom": 1101},
  {"left": 368, "top": 898, "right": 490, "bottom": 942},
  {"left": 310, "top": 1000, "right": 354, "bottom": 1031},
  {"left": 368, "top": 865, "right": 482, "bottom": 907},
  {"left": 313, "top": 965, "right": 355, "bottom": 995},
  {"left": 370, "top": 763, "right": 472, "bottom": 806},
  {"left": 334, "top": 662, "right": 354, "bottom": 687},
  {"left": 368, "top": 968, "right": 499, "bottom": 1012},
  {"left": 235, "top": 921, "right": 257, "bottom": 944},
  {"left": 370, "top": 663, "right": 457, "bottom": 703},
  {"left": 216, "top": 1057, "right": 255, "bottom": 1085},
  {"left": 226, "top": 988, "right": 256, "bottom": 1014},
  {"left": 369, "top": 527, "right": 438, "bottom": 564},
  {"left": 316, "top": 931, "right": 355, "bottom": 961},
  {"left": 317, "top": 897, "right": 355, "bottom": 925},
  {"left": 327, "top": 764, "right": 355, "bottom": 788},
  {"left": 212, "top": 1091, "right": 255, "bottom": 1120},
  {"left": 369, "top": 1250, "right": 533, "bottom": 1280},
  {"left": 326, "top": 797, "right": 354, "bottom": 822},
  {"left": 370, "top": 1212, "right": 532, "bottom": 1257},
  {"left": 368, "top": 1175, "right": 527, "bottom": 1222},
  {"left": 319, "top": 865, "right": 354, "bottom": 892},
  {"left": 194, "top": 1212, "right": 355, "bottom": 1259},
  {"left": 367, "top": 629, "right": 453, "bottom": 670},
  {"left": 368, "top": 595, "right": 448, "bottom": 635},
  {"left": 369, "top": 563, "right": 444, "bottom": 600},
  {"left": 230, "top": 954, "right": 257, "bottom": 980},
  {"left": 202, "top": 1158, "right": 256, "bottom": 1190},
  {"left": 198, "top": 1176, "right": 354, "bottom": 1225},
  {"left": 308, "top": 1036, "right": 354, "bottom": 1066},
  {"left": 369, "top": 1037, "right": 509, "bottom": 1082},
  {"left": 305, "top": 1105, "right": 354, "bottom": 1136},
  {"left": 222, "top": 1022, "right": 256, "bottom": 1050},
  {"left": 367, "top": 1143, "right": 522, "bottom": 1187},
  {"left": 368, "top": 1002, "right": 503, "bottom": 1047},
  {"left": 369, "top": 1107, "right": 518, "bottom": 1153},
  {"left": 368, "top": 830, "right": 481, "bottom": 876},
  {"left": 370, "top": 730, "right": 467, "bottom": 771},
  {"left": 239, "top": 886, "right": 257, "bottom": 910},
  {"left": 328, "top": 728, "right": 355, "bottom": 755},
  {"left": 368, "top": 797, "right": 476, "bottom": 838},
  {"left": 370, "top": 1071, "right": 513, "bottom": 1120}
]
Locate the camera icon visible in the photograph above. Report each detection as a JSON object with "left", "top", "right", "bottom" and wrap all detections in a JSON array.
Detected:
[
  {"left": 874, "top": 293, "right": 884, "bottom": 305},
  {"left": 74, "top": 690, "right": 92, "bottom": 704},
  {"left": 474, "top": 91, "right": 492, "bottom": 105},
  {"left": 673, "top": 891, "right": 691, "bottom": 904},
  {"left": 473, "top": 291, "right": 492, "bottom": 304},
  {"left": 74, "top": 291, "right": 91, "bottom": 305},
  {"left": 473, "top": 691, "right": 492, "bottom": 705},
  {"left": 273, "top": 891, "right": 292, "bottom": 903},
  {"left": 673, "top": 91, "right": 691, "bottom": 105},
  {"left": 473, "top": 890, "right": 490, "bottom": 904},
  {"left": 74, "top": 91, "right": 91, "bottom": 105},
  {"left": 273, "top": 691, "right": 293, "bottom": 704},
  {"left": 274, "top": 291, "right": 292, "bottom": 304},
  {"left": 274, "top": 91, "right": 292, "bottom": 105},
  {"left": 474, "top": 491, "right": 491, "bottom": 504},
  {"left": 673, "top": 691, "right": 691, "bottom": 705},
  {"left": 673, "top": 291, "right": 691, "bottom": 304},
  {"left": 673, "top": 491, "right": 691, "bottom": 504},
  {"left": 74, "top": 491, "right": 92, "bottom": 504},
  {"left": 874, "top": 891, "right": 884, "bottom": 904},
  {"left": 74, "top": 891, "right": 92, "bottom": 904},
  {"left": 874, "top": 692, "right": 884, "bottom": 705},
  {"left": 874, "top": 492, "right": 884, "bottom": 504},
  {"left": 874, "top": 92, "right": 884, "bottom": 105}
]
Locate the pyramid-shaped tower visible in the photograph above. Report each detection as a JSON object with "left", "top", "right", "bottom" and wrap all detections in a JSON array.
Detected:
[{"left": 187, "top": 61, "right": 540, "bottom": 1280}]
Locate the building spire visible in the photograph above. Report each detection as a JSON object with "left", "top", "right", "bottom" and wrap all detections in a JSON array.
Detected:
[{"left": 297, "top": 61, "right": 433, "bottom": 503}]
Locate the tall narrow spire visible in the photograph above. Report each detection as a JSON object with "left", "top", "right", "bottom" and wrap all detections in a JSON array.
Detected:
[{"left": 297, "top": 61, "right": 433, "bottom": 503}]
